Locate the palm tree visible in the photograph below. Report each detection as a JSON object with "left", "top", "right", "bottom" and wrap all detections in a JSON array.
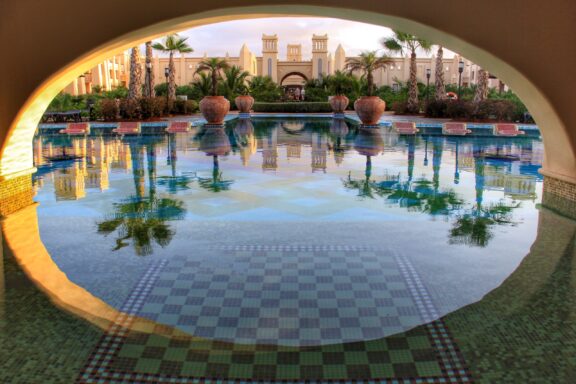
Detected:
[
  {"left": 474, "top": 68, "right": 489, "bottom": 103},
  {"left": 195, "top": 58, "right": 230, "bottom": 97},
  {"left": 128, "top": 47, "right": 142, "bottom": 100},
  {"left": 191, "top": 72, "right": 213, "bottom": 97},
  {"left": 325, "top": 70, "right": 355, "bottom": 96},
  {"left": 435, "top": 46, "right": 446, "bottom": 100},
  {"left": 222, "top": 65, "right": 250, "bottom": 99},
  {"left": 382, "top": 31, "right": 432, "bottom": 112},
  {"left": 345, "top": 51, "right": 392, "bottom": 96},
  {"left": 152, "top": 34, "right": 193, "bottom": 101},
  {"left": 143, "top": 41, "right": 155, "bottom": 98}
]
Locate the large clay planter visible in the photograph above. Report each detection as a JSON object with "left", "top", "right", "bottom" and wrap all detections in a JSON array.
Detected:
[
  {"left": 354, "top": 96, "right": 386, "bottom": 125},
  {"left": 234, "top": 95, "right": 255, "bottom": 113},
  {"left": 199, "top": 96, "right": 230, "bottom": 125},
  {"left": 329, "top": 95, "right": 349, "bottom": 114},
  {"left": 354, "top": 126, "right": 384, "bottom": 157}
]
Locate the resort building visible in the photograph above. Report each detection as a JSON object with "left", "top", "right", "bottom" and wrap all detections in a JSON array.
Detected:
[{"left": 64, "top": 34, "right": 501, "bottom": 96}]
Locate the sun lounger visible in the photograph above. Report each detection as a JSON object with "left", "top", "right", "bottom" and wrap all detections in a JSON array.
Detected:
[
  {"left": 393, "top": 121, "right": 419, "bottom": 135},
  {"left": 113, "top": 122, "right": 141, "bottom": 135},
  {"left": 493, "top": 123, "right": 525, "bottom": 137},
  {"left": 59, "top": 122, "right": 90, "bottom": 135},
  {"left": 442, "top": 122, "right": 471, "bottom": 136}
]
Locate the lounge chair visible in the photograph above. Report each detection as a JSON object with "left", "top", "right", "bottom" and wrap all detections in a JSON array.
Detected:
[
  {"left": 442, "top": 122, "right": 471, "bottom": 136},
  {"left": 393, "top": 121, "right": 419, "bottom": 135},
  {"left": 493, "top": 123, "right": 525, "bottom": 137},
  {"left": 166, "top": 121, "right": 191, "bottom": 133},
  {"left": 113, "top": 122, "right": 141, "bottom": 135},
  {"left": 59, "top": 122, "right": 90, "bottom": 135}
]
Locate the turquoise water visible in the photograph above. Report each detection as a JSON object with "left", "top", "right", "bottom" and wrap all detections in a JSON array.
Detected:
[{"left": 5, "top": 117, "right": 565, "bottom": 382}]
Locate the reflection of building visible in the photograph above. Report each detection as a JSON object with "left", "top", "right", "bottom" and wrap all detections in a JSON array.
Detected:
[
  {"left": 311, "top": 132, "right": 328, "bottom": 173},
  {"left": 261, "top": 129, "right": 278, "bottom": 171},
  {"left": 54, "top": 163, "right": 86, "bottom": 200},
  {"left": 86, "top": 137, "right": 110, "bottom": 191},
  {"left": 67, "top": 34, "right": 502, "bottom": 96},
  {"left": 484, "top": 166, "right": 537, "bottom": 200}
]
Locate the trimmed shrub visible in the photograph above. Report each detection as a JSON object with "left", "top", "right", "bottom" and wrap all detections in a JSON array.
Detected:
[
  {"left": 252, "top": 102, "right": 332, "bottom": 113},
  {"left": 172, "top": 99, "right": 198, "bottom": 115},
  {"left": 425, "top": 99, "right": 449, "bottom": 118},
  {"left": 100, "top": 99, "right": 119, "bottom": 121},
  {"left": 119, "top": 98, "right": 141, "bottom": 120},
  {"left": 446, "top": 100, "right": 474, "bottom": 119},
  {"left": 391, "top": 101, "right": 409, "bottom": 115}
]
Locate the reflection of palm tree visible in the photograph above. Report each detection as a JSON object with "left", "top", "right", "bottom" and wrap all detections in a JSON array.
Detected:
[
  {"left": 98, "top": 138, "right": 185, "bottom": 255},
  {"left": 449, "top": 144, "right": 519, "bottom": 247},
  {"left": 198, "top": 127, "right": 234, "bottom": 192},
  {"left": 97, "top": 196, "right": 185, "bottom": 256},
  {"left": 342, "top": 127, "right": 384, "bottom": 198},
  {"left": 157, "top": 134, "right": 192, "bottom": 193}
]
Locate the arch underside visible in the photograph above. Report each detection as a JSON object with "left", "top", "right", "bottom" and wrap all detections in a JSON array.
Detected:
[{"left": 0, "top": 2, "right": 574, "bottom": 183}]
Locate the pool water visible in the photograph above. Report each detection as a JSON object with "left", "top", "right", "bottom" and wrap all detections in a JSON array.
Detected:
[{"left": 4, "top": 118, "right": 573, "bottom": 383}]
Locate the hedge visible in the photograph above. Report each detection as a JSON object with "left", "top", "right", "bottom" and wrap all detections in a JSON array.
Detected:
[{"left": 252, "top": 102, "right": 332, "bottom": 113}]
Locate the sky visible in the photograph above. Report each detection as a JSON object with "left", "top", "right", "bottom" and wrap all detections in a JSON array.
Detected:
[{"left": 150, "top": 17, "right": 456, "bottom": 59}]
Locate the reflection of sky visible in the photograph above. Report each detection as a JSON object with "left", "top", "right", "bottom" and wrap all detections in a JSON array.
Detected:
[
  {"left": 147, "top": 18, "right": 457, "bottom": 59},
  {"left": 33, "top": 119, "right": 542, "bottom": 340}
]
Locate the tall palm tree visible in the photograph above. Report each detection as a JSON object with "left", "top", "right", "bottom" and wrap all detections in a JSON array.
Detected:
[
  {"left": 345, "top": 51, "right": 392, "bottom": 96},
  {"left": 152, "top": 34, "right": 193, "bottom": 101},
  {"left": 128, "top": 47, "right": 142, "bottom": 100},
  {"left": 222, "top": 65, "right": 250, "bottom": 99},
  {"left": 143, "top": 41, "right": 155, "bottom": 98},
  {"left": 474, "top": 68, "right": 489, "bottom": 103},
  {"left": 435, "top": 46, "right": 446, "bottom": 100},
  {"left": 195, "top": 58, "right": 230, "bottom": 97},
  {"left": 382, "top": 31, "right": 432, "bottom": 112}
]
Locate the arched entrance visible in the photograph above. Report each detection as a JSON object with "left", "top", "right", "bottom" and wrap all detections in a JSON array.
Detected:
[
  {"left": 280, "top": 72, "right": 308, "bottom": 100},
  {"left": 0, "top": 1, "right": 575, "bottom": 216}
]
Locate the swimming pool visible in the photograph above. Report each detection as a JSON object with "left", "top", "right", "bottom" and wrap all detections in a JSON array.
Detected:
[{"left": 4, "top": 117, "right": 571, "bottom": 383}]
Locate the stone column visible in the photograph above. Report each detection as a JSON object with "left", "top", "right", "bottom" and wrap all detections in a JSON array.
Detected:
[
  {"left": 542, "top": 175, "right": 576, "bottom": 220},
  {"left": 0, "top": 173, "right": 34, "bottom": 218}
]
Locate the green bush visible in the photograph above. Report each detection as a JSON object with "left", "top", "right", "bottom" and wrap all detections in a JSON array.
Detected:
[
  {"left": 252, "top": 102, "right": 332, "bottom": 113},
  {"left": 119, "top": 98, "right": 141, "bottom": 120},
  {"left": 100, "top": 99, "right": 119, "bottom": 121},
  {"left": 391, "top": 101, "right": 409, "bottom": 115},
  {"left": 139, "top": 97, "right": 165, "bottom": 119},
  {"left": 425, "top": 99, "right": 449, "bottom": 118},
  {"left": 446, "top": 100, "right": 474, "bottom": 119},
  {"left": 172, "top": 99, "right": 198, "bottom": 114}
]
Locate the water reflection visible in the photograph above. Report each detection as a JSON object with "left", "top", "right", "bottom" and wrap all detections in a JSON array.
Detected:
[{"left": 32, "top": 118, "right": 543, "bottom": 253}]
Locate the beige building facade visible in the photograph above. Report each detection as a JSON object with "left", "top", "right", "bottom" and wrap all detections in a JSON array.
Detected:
[{"left": 65, "top": 34, "right": 502, "bottom": 96}]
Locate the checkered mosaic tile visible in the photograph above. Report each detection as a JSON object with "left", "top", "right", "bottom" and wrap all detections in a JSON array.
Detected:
[{"left": 77, "top": 246, "right": 472, "bottom": 383}]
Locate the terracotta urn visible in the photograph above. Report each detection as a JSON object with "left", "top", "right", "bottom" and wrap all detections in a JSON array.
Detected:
[
  {"left": 199, "top": 126, "right": 231, "bottom": 157},
  {"left": 329, "top": 95, "right": 350, "bottom": 114},
  {"left": 354, "top": 96, "right": 386, "bottom": 125},
  {"left": 354, "top": 126, "right": 384, "bottom": 157},
  {"left": 234, "top": 95, "right": 255, "bottom": 114},
  {"left": 199, "top": 96, "right": 230, "bottom": 125}
]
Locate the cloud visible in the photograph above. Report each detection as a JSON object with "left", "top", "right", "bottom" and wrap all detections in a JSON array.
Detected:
[{"left": 150, "top": 18, "right": 456, "bottom": 59}]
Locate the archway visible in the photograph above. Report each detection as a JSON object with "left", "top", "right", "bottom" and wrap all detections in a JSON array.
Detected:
[
  {"left": 280, "top": 72, "right": 309, "bottom": 100},
  {"left": 0, "top": 1, "right": 575, "bottom": 216}
]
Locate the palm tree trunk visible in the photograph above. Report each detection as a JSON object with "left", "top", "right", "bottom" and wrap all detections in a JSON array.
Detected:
[
  {"left": 434, "top": 46, "right": 446, "bottom": 100},
  {"left": 144, "top": 41, "right": 155, "bottom": 98},
  {"left": 367, "top": 71, "right": 374, "bottom": 96},
  {"left": 168, "top": 51, "right": 176, "bottom": 101},
  {"left": 212, "top": 71, "right": 218, "bottom": 96},
  {"left": 408, "top": 51, "right": 419, "bottom": 112},
  {"left": 128, "top": 47, "right": 142, "bottom": 100},
  {"left": 474, "top": 69, "right": 489, "bottom": 103}
]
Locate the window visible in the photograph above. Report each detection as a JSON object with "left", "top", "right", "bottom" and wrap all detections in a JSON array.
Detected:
[
  {"left": 318, "top": 58, "right": 323, "bottom": 78},
  {"left": 392, "top": 83, "right": 400, "bottom": 92},
  {"left": 267, "top": 58, "right": 272, "bottom": 77}
]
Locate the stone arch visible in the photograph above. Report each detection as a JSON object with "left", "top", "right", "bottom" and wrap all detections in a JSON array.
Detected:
[
  {"left": 280, "top": 71, "right": 309, "bottom": 85},
  {"left": 0, "top": 1, "right": 574, "bottom": 208}
]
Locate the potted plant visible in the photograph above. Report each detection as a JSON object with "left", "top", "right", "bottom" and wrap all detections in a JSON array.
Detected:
[
  {"left": 326, "top": 70, "right": 353, "bottom": 115},
  {"left": 235, "top": 86, "right": 254, "bottom": 115},
  {"left": 196, "top": 58, "right": 231, "bottom": 125},
  {"left": 220, "top": 65, "right": 254, "bottom": 115},
  {"left": 345, "top": 51, "right": 392, "bottom": 125}
]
